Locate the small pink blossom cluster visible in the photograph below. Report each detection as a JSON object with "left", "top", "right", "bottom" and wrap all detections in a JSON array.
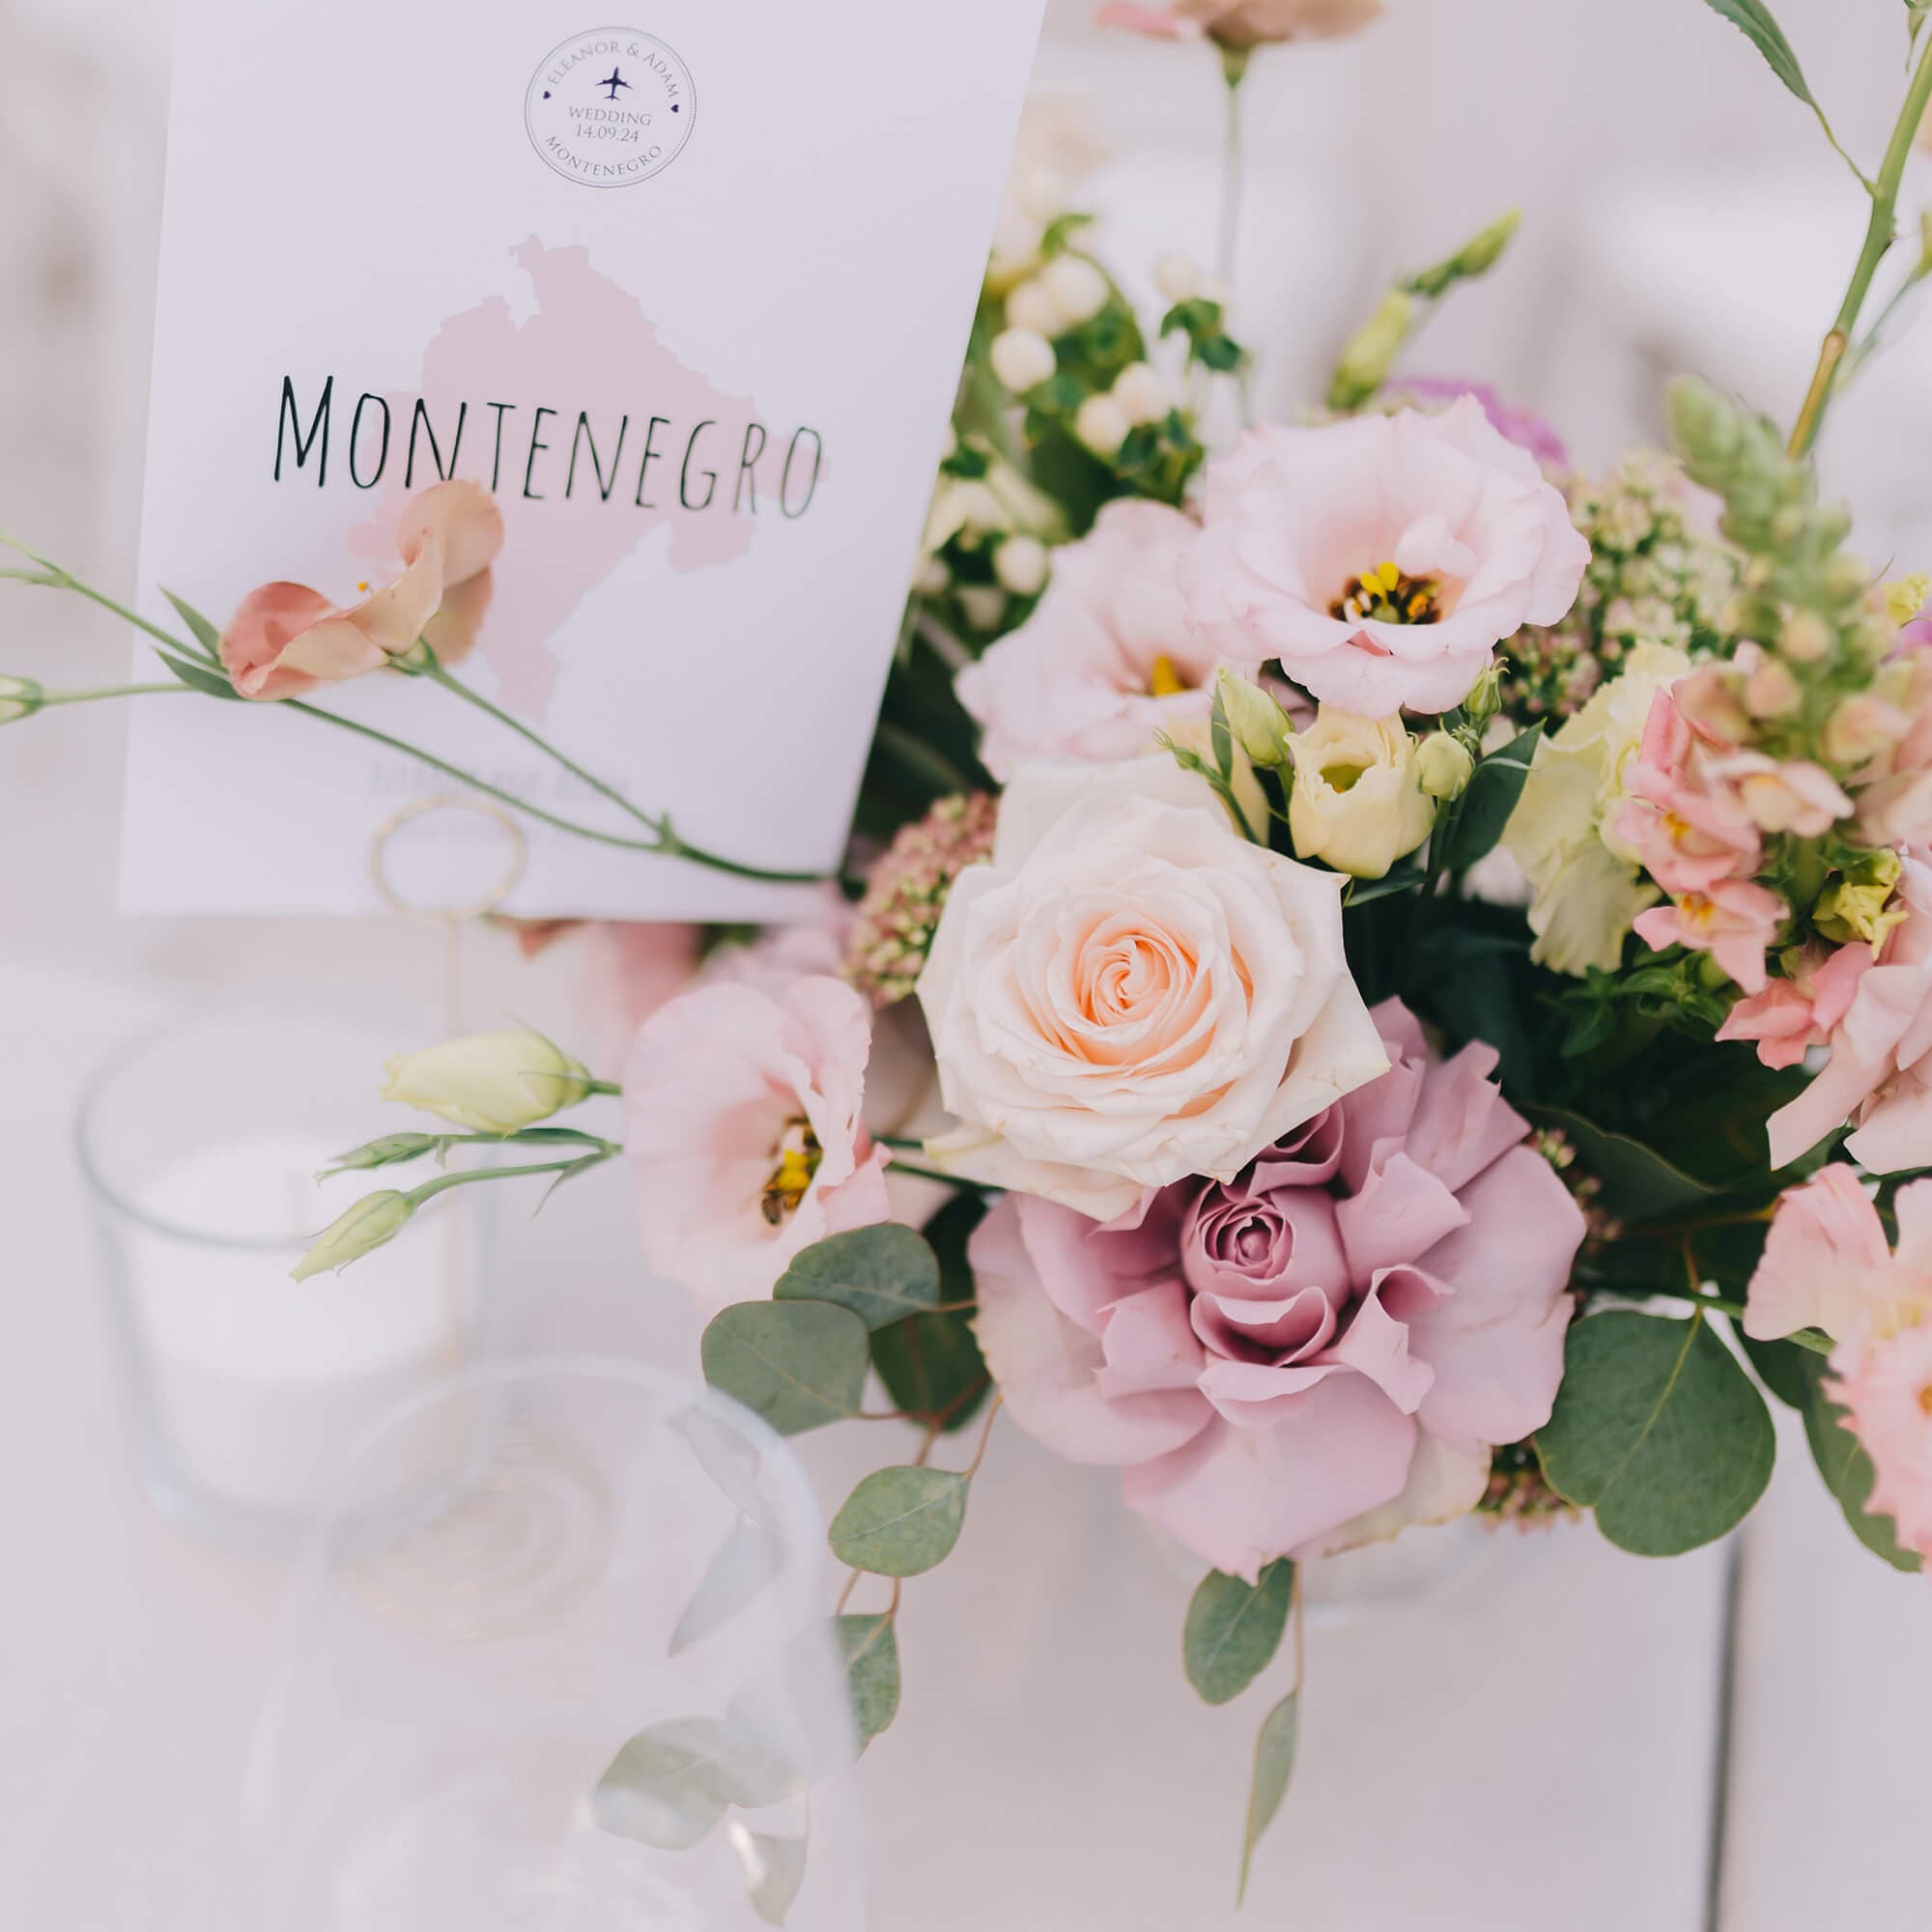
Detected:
[
  {"left": 844, "top": 792, "right": 999, "bottom": 1008},
  {"left": 1748, "top": 1167, "right": 1932, "bottom": 1570}
]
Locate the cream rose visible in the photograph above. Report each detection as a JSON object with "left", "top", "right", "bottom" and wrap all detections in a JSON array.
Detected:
[
  {"left": 1288, "top": 708, "right": 1436, "bottom": 879},
  {"left": 915, "top": 757, "right": 1389, "bottom": 1221}
]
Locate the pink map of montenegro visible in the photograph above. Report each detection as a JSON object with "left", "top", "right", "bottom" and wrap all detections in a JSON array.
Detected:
[{"left": 346, "top": 238, "right": 818, "bottom": 718}]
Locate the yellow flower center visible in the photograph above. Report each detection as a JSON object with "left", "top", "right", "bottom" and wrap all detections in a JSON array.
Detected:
[
  {"left": 761, "top": 1118, "right": 823, "bottom": 1227},
  {"left": 1680, "top": 893, "right": 1717, "bottom": 933},
  {"left": 1320, "top": 761, "right": 1369, "bottom": 794},
  {"left": 1149, "top": 653, "right": 1190, "bottom": 697},
  {"left": 1330, "top": 559, "right": 1441, "bottom": 627}
]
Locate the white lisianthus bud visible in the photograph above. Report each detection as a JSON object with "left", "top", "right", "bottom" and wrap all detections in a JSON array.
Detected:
[
  {"left": 1214, "top": 668, "right": 1293, "bottom": 770},
  {"left": 0, "top": 674, "right": 44, "bottom": 724},
  {"left": 1004, "top": 277, "right": 1062, "bottom": 338},
  {"left": 1289, "top": 708, "right": 1436, "bottom": 879},
  {"left": 1074, "top": 393, "right": 1130, "bottom": 459},
  {"left": 957, "top": 584, "right": 1009, "bottom": 632},
  {"left": 1415, "top": 731, "right": 1476, "bottom": 801},
  {"left": 381, "top": 1029, "right": 592, "bottom": 1135},
  {"left": 993, "top": 534, "right": 1052, "bottom": 598},
  {"left": 292, "top": 1191, "right": 413, "bottom": 1282},
  {"left": 1040, "top": 252, "right": 1110, "bottom": 327},
  {"left": 990, "top": 327, "right": 1058, "bottom": 395},
  {"left": 911, "top": 554, "right": 951, "bottom": 598},
  {"left": 1166, "top": 716, "right": 1270, "bottom": 844},
  {"left": 1154, "top": 251, "right": 1205, "bottom": 304},
  {"left": 1112, "top": 361, "right": 1170, "bottom": 428},
  {"left": 1778, "top": 608, "right": 1835, "bottom": 664}
]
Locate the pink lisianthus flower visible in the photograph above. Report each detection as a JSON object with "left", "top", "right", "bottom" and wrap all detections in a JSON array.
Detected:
[
  {"left": 970, "top": 998, "right": 1585, "bottom": 1579},
  {"left": 1179, "top": 400, "right": 1589, "bottom": 719},
  {"left": 218, "top": 481, "right": 503, "bottom": 700},
  {"left": 1766, "top": 854, "right": 1932, "bottom": 1172},
  {"left": 1397, "top": 377, "right": 1570, "bottom": 471},
  {"left": 1096, "top": 0, "right": 1382, "bottom": 46},
  {"left": 1717, "top": 942, "right": 1872, "bottom": 1071},
  {"left": 1633, "top": 878, "right": 1785, "bottom": 995},
  {"left": 624, "top": 974, "right": 891, "bottom": 1309},
  {"left": 1747, "top": 1168, "right": 1932, "bottom": 1565},
  {"left": 954, "top": 500, "right": 1220, "bottom": 781}
]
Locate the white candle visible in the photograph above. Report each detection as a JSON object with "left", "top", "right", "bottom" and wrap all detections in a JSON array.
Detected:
[{"left": 126, "top": 1130, "right": 477, "bottom": 1522}]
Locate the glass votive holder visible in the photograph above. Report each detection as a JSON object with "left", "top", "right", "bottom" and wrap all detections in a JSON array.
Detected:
[
  {"left": 76, "top": 1004, "right": 501, "bottom": 1554},
  {"left": 239, "top": 1358, "right": 867, "bottom": 1932}
]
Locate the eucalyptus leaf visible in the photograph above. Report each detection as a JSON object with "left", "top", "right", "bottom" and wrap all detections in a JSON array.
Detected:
[
  {"left": 1523, "top": 1106, "right": 1724, "bottom": 1227},
  {"left": 1442, "top": 720, "right": 1543, "bottom": 871},
  {"left": 736, "top": 1830, "right": 809, "bottom": 1929},
  {"left": 1237, "top": 1691, "right": 1300, "bottom": 1905},
  {"left": 701, "top": 1301, "right": 870, "bottom": 1436},
  {"left": 1776, "top": 1349, "right": 1924, "bottom": 1572},
  {"left": 837, "top": 1612, "right": 902, "bottom": 1747},
  {"left": 1694, "top": 0, "right": 1819, "bottom": 108},
  {"left": 669, "top": 1517, "right": 783, "bottom": 1657},
  {"left": 671, "top": 1405, "right": 780, "bottom": 1530},
  {"left": 160, "top": 587, "right": 223, "bottom": 661},
  {"left": 592, "top": 1718, "right": 734, "bottom": 1851},
  {"left": 774, "top": 1224, "right": 942, "bottom": 1330},
  {"left": 828, "top": 1466, "right": 970, "bottom": 1577},
  {"left": 871, "top": 1194, "right": 991, "bottom": 1430},
  {"left": 1182, "top": 1562, "right": 1293, "bottom": 1707},
  {"left": 1536, "top": 1311, "right": 1775, "bottom": 1555}
]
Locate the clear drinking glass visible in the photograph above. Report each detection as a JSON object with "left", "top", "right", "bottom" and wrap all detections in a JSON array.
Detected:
[
  {"left": 76, "top": 1004, "right": 499, "bottom": 1553},
  {"left": 237, "top": 1358, "right": 867, "bottom": 1932}
]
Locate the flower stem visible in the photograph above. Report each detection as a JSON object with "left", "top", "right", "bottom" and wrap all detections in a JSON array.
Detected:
[
  {"left": 886, "top": 1156, "right": 996, "bottom": 1193},
  {"left": 407, "top": 1153, "right": 611, "bottom": 1208},
  {"left": 40, "top": 683, "right": 193, "bottom": 705},
  {"left": 1789, "top": 35, "right": 1932, "bottom": 459},
  {"left": 1217, "top": 48, "right": 1249, "bottom": 292}
]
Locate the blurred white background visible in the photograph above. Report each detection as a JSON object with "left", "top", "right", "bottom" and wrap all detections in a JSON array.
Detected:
[{"left": 3, "top": 1, "right": 1928, "bottom": 1927}]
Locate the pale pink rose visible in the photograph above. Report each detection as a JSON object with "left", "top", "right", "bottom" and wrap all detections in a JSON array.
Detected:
[
  {"left": 971, "top": 999, "right": 1585, "bottom": 1578},
  {"left": 1766, "top": 854, "right": 1932, "bottom": 1172},
  {"left": 624, "top": 975, "right": 891, "bottom": 1308},
  {"left": 1717, "top": 942, "right": 1871, "bottom": 1071},
  {"left": 1179, "top": 400, "right": 1588, "bottom": 718},
  {"left": 917, "top": 756, "right": 1389, "bottom": 1222},
  {"left": 1632, "top": 878, "right": 1785, "bottom": 995},
  {"left": 1831, "top": 1320, "right": 1932, "bottom": 1566},
  {"left": 219, "top": 481, "right": 503, "bottom": 700},
  {"left": 955, "top": 500, "right": 1218, "bottom": 781},
  {"left": 1097, "top": 0, "right": 1382, "bottom": 48}
]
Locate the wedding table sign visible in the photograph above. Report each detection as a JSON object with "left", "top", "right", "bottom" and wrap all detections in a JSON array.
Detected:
[{"left": 123, "top": 0, "right": 1045, "bottom": 918}]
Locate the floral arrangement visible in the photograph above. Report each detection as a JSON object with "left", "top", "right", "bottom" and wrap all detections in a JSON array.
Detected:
[{"left": 13, "top": 0, "right": 1932, "bottom": 1907}]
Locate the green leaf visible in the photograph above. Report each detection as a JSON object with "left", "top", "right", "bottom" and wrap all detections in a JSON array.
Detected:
[
  {"left": 1522, "top": 1106, "right": 1724, "bottom": 1227},
  {"left": 669, "top": 1517, "right": 782, "bottom": 1657},
  {"left": 592, "top": 1718, "right": 734, "bottom": 1851},
  {"left": 700, "top": 1301, "right": 870, "bottom": 1436},
  {"left": 738, "top": 1833, "right": 808, "bottom": 1928},
  {"left": 1694, "top": 0, "right": 1819, "bottom": 109},
  {"left": 1237, "top": 1691, "right": 1300, "bottom": 1905},
  {"left": 1196, "top": 333, "right": 1243, "bottom": 373},
  {"left": 870, "top": 1194, "right": 990, "bottom": 1430},
  {"left": 1536, "top": 1311, "right": 1776, "bottom": 1555},
  {"left": 154, "top": 648, "right": 241, "bottom": 699},
  {"left": 837, "top": 1612, "right": 902, "bottom": 1747},
  {"left": 773, "top": 1224, "right": 942, "bottom": 1331},
  {"left": 828, "top": 1466, "right": 970, "bottom": 1577},
  {"left": 159, "top": 587, "right": 223, "bottom": 661},
  {"left": 1442, "top": 720, "right": 1543, "bottom": 871},
  {"left": 1182, "top": 1561, "right": 1293, "bottom": 1707},
  {"left": 1739, "top": 1330, "right": 1813, "bottom": 1409},
  {"left": 1341, "top": 863, "right": 1426, "bottom": 907}
]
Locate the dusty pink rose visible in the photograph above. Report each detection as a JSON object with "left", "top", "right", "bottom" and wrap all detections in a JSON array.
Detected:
[
  {"left": 1633, "top": 878, "right": 1784, "bottom": 996},
  {"left": 219, "top": 481, "right": 503, "bottom": 700},
  {"left": 1747, "top": 1169, "right": 1932, "bottom": 1565},
  {"left": 624, "top": 974, "right": 891, "bottom": 1308},
  {"left": 1717, "top": 942, "right": 1871, "bottom": 1071},
  {"left": 1179, "top": 400, "right": 1589, "bottom": 718},
  {"left": 1766, "top": 854, "right": 1932, "bottom": 1172},
  {"left": 954, "top": 501, "right": 1218, "bottom": 781},
  {"left": 1097, "top": 0, "right": 1382, "bottom": 47},
  {"left": 971, "top": 999, "right": 1585, "bottom": 1577}
]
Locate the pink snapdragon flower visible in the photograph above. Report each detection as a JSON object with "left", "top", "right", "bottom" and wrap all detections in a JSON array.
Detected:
[
  {"left": 969, "top": 998, "right": 1585, "bottom": 1578},
  {"left": 624, "top": 974, "right": 891, "bottom": 1309},
  {"left": 1179, "top": 401, "right": 1589, "bottom": 719},
  {"left": 219, "top": 481, "right": 503, "bottom": 700},
  {"left": 1717, "top": 942, "right": 1872, "bottom": 1071},
  {"left": 1633, "top": 879, "right": 1785, "bottom": 995},
  {"left": 1747, "top": 1168, "right": 1932, "bottom": 1566}
]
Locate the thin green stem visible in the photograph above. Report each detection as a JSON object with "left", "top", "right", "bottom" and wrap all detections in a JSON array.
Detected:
[
  {"left": 1620, "top": 1276, "right": 1834, "bottom": 1355},
  {"left": 1218, "top": 48, "right": 1255, "bottom": 427},
  {"left": 1790, "top": 35, "right": 1932, "bottom": 458},
  {"left": 38, "top": 683, "right": 194, "bottom": 706},
  {"left": 407, "top": 1154, "right": 611, "bottom": 1208},
  {"left": 887, "top": 1157, "right": 997, "bottom": 1194}
]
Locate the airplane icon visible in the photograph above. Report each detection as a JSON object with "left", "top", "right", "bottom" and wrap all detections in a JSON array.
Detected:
[{"left": 598, "top": 68, "right": 632, "bottom": 100}]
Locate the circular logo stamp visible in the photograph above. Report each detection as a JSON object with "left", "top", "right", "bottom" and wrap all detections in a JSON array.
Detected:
[{"left": 526, "top": 27, "right": 696, "bottom": 188}]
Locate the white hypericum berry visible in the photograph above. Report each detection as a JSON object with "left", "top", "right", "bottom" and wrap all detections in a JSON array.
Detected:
[
  {"left": 1112, "top": 362, "right": 1170, "bottom": 428},
  {"left": 912, "top": 554, "right": 952, "bottom": 598},
  {"left": 1074, "top": 393, "right": 1131, "bottom": 459},
  {"left": 948, "top": 481, "right": 1006, "bottom": 537},
  {"left": 1004, "top": 277, "right": 1062, "bottom": 338},
  {"left": 957, "top": 584, "right": 1009, "bottom": 632},
  {"left": 1153, "top": 251, "right": 1204, "bottom": 303},
  {"left": 993, "top": 535, "right": 1052, "bottom": 598},
  {"left": 1040, "top": 253, "right": 1110, "bottom": 327},
  {"left": 990, "top": 327, "right": 1058, "bottom": 395}
]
